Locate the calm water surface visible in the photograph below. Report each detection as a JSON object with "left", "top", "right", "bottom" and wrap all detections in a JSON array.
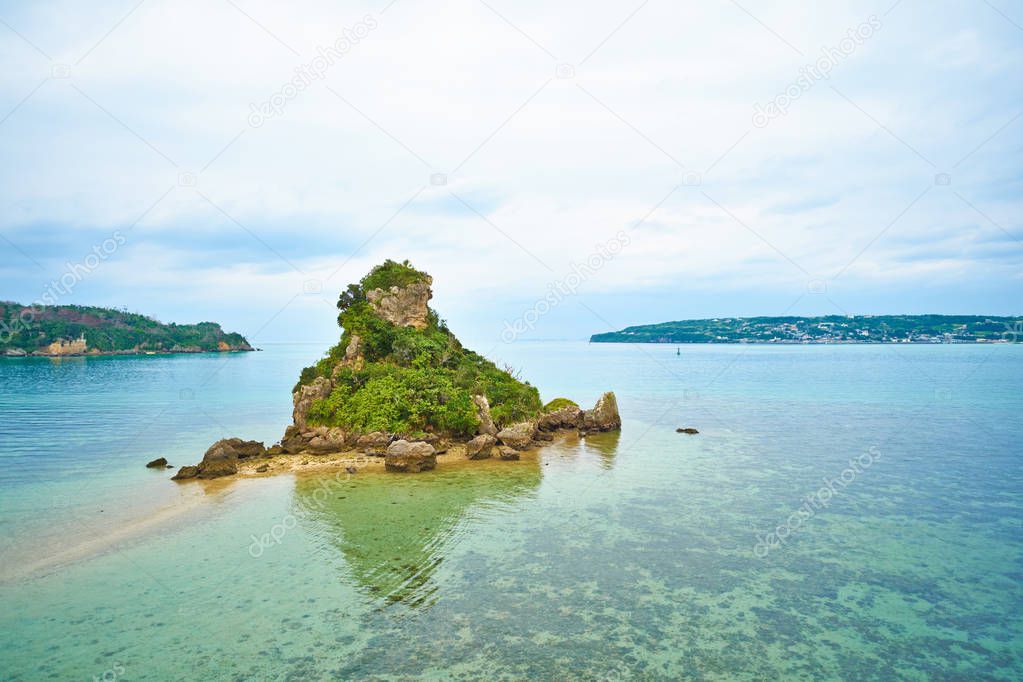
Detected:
[{"left": 0, "top": 342, "right": 1020, "bottom": 680}]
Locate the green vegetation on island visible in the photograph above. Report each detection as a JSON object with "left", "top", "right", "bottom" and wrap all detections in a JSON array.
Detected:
[
  {"left": 0, "top": 302, "right": 253, "bottom": 356},
  {"left": 296, "top": 260, "right": 543, "bottom": 438},
  {"left": 591, "top": 315, "right": 1023, "bottom": 344}
]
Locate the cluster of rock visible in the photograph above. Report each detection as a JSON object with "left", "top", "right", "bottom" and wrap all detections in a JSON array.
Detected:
[{"left": 170, "top": 392, "right": 621, "bottom": 480}]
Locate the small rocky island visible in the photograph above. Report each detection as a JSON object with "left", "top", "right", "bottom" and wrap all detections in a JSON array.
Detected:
[{"left": 172, "top": 260, "right": 620, "bottom": 479}]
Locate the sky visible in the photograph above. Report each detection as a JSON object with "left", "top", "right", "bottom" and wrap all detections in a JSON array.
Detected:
[{"left": 0, "top": 0, "right": 1021, "bottom": 347}]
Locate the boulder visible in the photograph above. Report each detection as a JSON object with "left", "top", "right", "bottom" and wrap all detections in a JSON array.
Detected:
[
  {"left": 255, "top": 464, "right": 269, "bottom": 473},
  {"left": 385, "top": 440, "right": 437, "bottom": 473},
  {"left": 472, "top": 394, "right": 499, "bottom": 436},
  {"left": 171, "top": 465, "right": 198, "bottom": 480},
  {"left": 357, "top": 431, "right": 391, "bottom": 451},
  {"left": 204, "top": 438, "right": 266, "bottom": 460},
  {"left": 538, "top": 404, "right": 582, "bottom": 431},
  {"left": 497, "top": 422, "right": 536, "bottom": 450},
  {"left": 497, "top": 446, "right": 520, "bottom": 461},
  {"left": 365, "top": 277, "right": 433, "bottom": 330},
  {"left": 465, "top": 434, "right": 497, "bottom": 460},
  {"left": 581, "top": 392, "right": 622, "bottom": 432},
  {"left": 145, "top": 457, "right": 168, "bottom": 468},
  {"left": 676, "top": 427, "right": 699, "bottom": 434},
  {"left": 292, "top": 376, "right": 332, "bottom": 430},
  {"left": 192, "top": 438, "right": 267, "bottom": 479}
]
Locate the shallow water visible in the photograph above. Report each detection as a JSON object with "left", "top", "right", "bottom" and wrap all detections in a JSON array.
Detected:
[{"left": 0, "top": 342, "right": 1021, "bottom": 679}]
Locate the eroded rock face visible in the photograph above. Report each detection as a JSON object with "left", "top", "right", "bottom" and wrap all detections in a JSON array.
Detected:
[
  {"left": 293, "top": 376, "right": 332, "bottom": 430},
  {"left": 465, "top": 434, "right": 497, "bottom": 460},
  {"left": 384, "top": 440, "right": 437, "bottom": 473},
  {"left": 366, "top": 278, "right": 433, "bottom": 330},
  {"left": 497, "top": 422, "right": 536, "bottom": 450},
  {"left": 538, "top": 404, "right": 582, "bottom": 431},
  {"left": 333, "top": 334, "right": 364, "bottom": 374},
  {"left": 582, "top": 392, "right": 621, "bottom": 432},
  {"left": 472, "top": 394, "right": 498, "bottom": 436}
]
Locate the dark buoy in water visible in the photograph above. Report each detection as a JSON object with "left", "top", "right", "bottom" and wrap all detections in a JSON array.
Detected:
[{"left": 676, "top": 347, "right": 680, "bottom": 356}]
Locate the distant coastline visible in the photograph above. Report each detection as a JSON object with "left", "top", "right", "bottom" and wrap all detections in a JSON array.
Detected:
[
  {"left": 1, "top": 302, "right": 253, "bottom": 357},
  {"left": 591, "top": 315, "right": 1022, "bottom": 344}
]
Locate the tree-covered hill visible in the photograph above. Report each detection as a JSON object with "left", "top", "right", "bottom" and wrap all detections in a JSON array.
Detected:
[
  {"left": 0, "top": 302, "right": 252, "bottom": 356},
  {"left": 591, "top": 315, "right": 1022, "bottom": 344}
]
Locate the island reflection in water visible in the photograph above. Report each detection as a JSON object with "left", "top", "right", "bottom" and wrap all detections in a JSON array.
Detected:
[{"left": 293, "top": 458, "right": 547, "bottom": 607}]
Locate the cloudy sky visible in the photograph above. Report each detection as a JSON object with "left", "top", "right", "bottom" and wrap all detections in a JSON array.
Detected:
[{"left": 0, "top": 0, "right": 1020, "bottom": 346}]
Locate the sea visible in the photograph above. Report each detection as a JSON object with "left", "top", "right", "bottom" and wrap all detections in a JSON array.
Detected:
[{"left": 0, "top": 341, "right": 1020, "bottom": 680}]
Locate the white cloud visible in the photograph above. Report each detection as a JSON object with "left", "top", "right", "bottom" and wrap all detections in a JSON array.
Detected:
[{"left": 0, "top": 0, "right": 1020, "bottom": 341}]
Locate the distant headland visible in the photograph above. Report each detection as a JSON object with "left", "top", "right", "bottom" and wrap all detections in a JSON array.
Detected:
[
  {"left": 0, "top": 303, "right": 253, "bottom": 357},
  {"left": 591, "top": 315, "right": 1023, "bottom": 345}
]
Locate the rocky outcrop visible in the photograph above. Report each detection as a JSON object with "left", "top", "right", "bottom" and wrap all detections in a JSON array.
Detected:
[
  {"left": 472, "top": 394, "right": 498, "bottom": 436},
  {"left": 280, "top": 425, "right": 306, "bottom": 454},
  {"left": 497, "top": 422, "right": 536, "bottom": 450},
  {"left": 332, "top": 334, "right": 364, "bottom": 374},
  {"left": 174, "top": 438, "right": 267, "bottom": 480},
  {"left": 293, "top": 376, "right": 332, "bottom": 431},
  {"left": 538, "top": 404, "right": 582, "bottom": 431},
  {"left": 385, "top": 440, "right": 437, "bottom": 473},
  {"left": 44, "top": 336, "right": 87, "bottom": 356},
  {"left": 465, "top": 434, "right": 496, "bottom": 460},
  {"left": 145, "top": 457, "right": 168, "bottom": 468},
  {"left": 366, "top": 277, "right": 433, "bottom": 330},
  {"left": 581, "top": 392, "right": 621, "bottom": 432},
  {"left": 676, "top": 427, "right": 699, "bottom": 434}
]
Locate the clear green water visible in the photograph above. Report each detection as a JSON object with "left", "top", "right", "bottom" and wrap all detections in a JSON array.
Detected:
[{"left": 1, "top": 342, "right": 1021, "bottom": 680}]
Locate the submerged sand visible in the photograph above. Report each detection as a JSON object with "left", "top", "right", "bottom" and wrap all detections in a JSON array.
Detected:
[{"left": 1, "top": 436, "right": 572, "bottom": 584}]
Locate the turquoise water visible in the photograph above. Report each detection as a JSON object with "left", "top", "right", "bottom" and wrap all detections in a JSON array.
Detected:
[{"left": 1, "top": 342, "right": 1021, "bottom": 680}]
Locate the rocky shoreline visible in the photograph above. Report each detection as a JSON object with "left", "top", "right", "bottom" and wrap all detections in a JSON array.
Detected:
[{"left": 171, "top": 391, "right": 621, "bottom": 481}]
